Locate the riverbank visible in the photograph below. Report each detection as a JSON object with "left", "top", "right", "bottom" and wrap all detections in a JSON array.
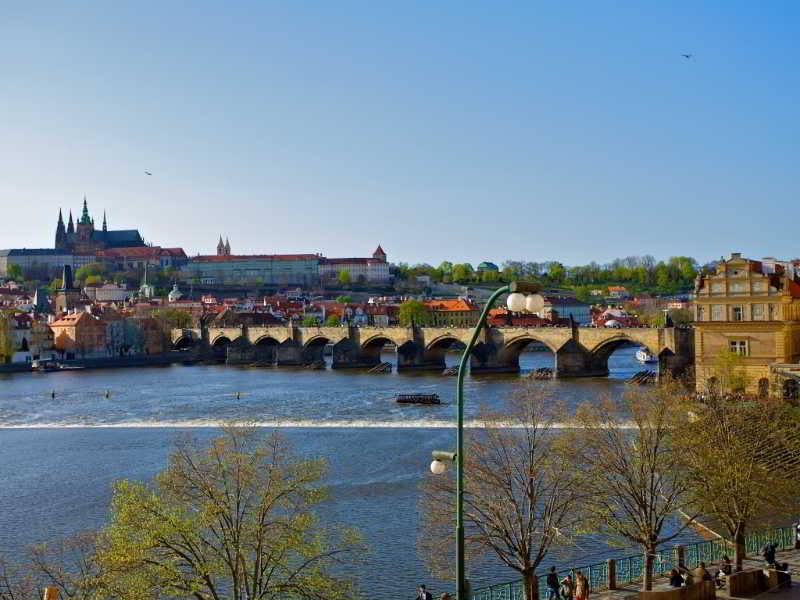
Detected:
[{"left": 0, "top": 351, "right": 200, "bottom": 375}]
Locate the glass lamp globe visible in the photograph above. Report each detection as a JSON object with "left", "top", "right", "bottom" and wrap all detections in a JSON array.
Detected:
[
  {"left": 430, "top": 459, "right": 446, "bottom": 475},
  {"left": 507, "top": 292, "right": 526, "bottom": 312},
  {"left": 525, "top": 295, "right": 539, "bottom": 313}
]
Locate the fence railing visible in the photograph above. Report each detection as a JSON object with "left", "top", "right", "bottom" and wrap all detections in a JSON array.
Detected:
[{"left": 470, "top": 525, "right": 795, "bottom": 600}]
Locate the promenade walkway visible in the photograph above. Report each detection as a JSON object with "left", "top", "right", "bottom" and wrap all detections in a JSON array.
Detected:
[{"left": 589, "top": 548, "right": 799, "bottom": 600}]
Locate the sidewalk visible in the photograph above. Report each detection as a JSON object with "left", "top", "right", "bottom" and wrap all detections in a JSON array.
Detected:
[{"left": 588, "top": 548, "right": 799, "bottom": 600}]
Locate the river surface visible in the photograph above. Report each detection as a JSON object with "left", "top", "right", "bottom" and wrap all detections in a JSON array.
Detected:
[{"left": 0, "top": 347, "right": 691, "bottom": 598}]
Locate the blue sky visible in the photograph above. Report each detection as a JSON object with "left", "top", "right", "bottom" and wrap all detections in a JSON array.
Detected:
[{"left": 1, "top": 1, "right": 797, "bottom": 267}]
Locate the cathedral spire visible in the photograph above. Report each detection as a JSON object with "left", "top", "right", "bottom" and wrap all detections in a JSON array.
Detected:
[
  {"left": 67, "top": 210, "right": 75, "bottom": 234},
  {"left": 225, "top": 237, "right": 231, "bottom": 256},
  {"left": 55, "top": 209, "right": 66, "bottom": 249},
  {"left": 102, "top": 211, "right": 107, "bottom": 232},
  {"left": 79, "top": 196, "right": 91, "bottom": 225},
  {"left": 217, "top": 236, "right": 225, "bottom": 256}
]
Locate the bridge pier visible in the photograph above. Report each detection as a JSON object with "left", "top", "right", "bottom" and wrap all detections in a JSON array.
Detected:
[{"left": 554, "top": 340, "right": 610, "bottom": 378}]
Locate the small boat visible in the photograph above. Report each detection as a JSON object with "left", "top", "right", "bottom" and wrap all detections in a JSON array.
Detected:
[
  {"left": 395, "top": 393, "right": 441, "bottom": 405},
  {"left": 32, "top": 359, "right": 59, "bottom": 373},
  {"left": 635, "top": 348, "right": 658, "bottom": 363}
]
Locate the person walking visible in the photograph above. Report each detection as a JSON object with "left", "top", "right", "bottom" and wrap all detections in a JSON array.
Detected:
[
  {"left": 575, "top": 571, "right": 589, "bottom": 600},
  {"left": 546, "top": 567, "right": 561, "bottom": 600},
  {"left": 560, "top": 573, "right": 574, "bottom": 600},
  {"left": 415, "top": 585, "right": 432, "bottom": 600}
]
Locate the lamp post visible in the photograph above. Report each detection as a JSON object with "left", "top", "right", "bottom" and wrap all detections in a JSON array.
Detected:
[{"left": 430, "top": 281, "right": 541, "bottom": 600}]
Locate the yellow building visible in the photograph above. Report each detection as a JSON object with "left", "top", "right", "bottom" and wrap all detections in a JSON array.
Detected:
[{"left": 693, "top": 253, "right": 800, "bottom": 397}]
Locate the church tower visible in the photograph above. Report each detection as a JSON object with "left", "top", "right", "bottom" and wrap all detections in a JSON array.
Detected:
[
  {"left": 102, "top": 211, "right": 107, "bottom": 232},
  {"left": 225, "top": 238, "right": 231, "bottom": 256},
  {"left": 55, "top": 209, "right": 66, "bottom": 250},
  {"left": 67, "top": 211, "right": 75, "bottom": 234},
  {"left": 217, "top": 236, "right": 225, "bottom": 256},
  {"left": 372, "top": 244, "right": 387, "bottom": 262}
]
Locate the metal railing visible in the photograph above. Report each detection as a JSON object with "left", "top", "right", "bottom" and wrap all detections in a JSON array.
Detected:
[{"left": 470, "top": 525, "right": 795, "bottom": 600}]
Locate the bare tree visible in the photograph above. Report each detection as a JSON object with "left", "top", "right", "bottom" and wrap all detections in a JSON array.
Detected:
[
  {"left": 419, "top": 383, "right": 583, "bottom": 600},
  {"left": 0, "top": 532, "right": 100, "bottom": 600},
  {"left": 569, "top": 384, "right": 694, "bottom": 591},
  {"left": 675, "top": 395, "right": 800, "bottom": 571}
]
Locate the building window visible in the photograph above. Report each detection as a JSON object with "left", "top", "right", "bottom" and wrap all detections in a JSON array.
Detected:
[
  {"left": 752, "top": 303, "right": 764, "bottom": 320},
  {"left": 729, "top": 340, "right": 748, "bottom": 356},
  {"left": 732, "top": 306, "right": 743, "bottom": 321},
  {"left": 711, "top": 305, "right": 723, "bottom": 321},
  {"left": 711, "top": 282, "right": 725, "bottom": 296},
  {"left": 730, "top": 281, "right": 744, "bottom": 295},
  {"left": 768, "top": 304, "right": 777, "bottom": 320},
  {"left": 696, "top": 306, "right": 705, "bottom": 321}
]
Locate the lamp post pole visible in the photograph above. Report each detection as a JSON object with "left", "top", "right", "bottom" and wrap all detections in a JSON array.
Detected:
[
  {"left": 454, "top": 281, "right": 539, "bottom": 599},
  {"left": 455, "top": 284, "right": 508, "bottom": 599}
]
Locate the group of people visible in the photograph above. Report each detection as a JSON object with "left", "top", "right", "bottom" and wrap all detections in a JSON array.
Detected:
[
  {"left": 669, "top": 557, "right": 731, "bottom": 589},
  {"left": 546, "top": 567, "right": 590, "bottom": 600}
]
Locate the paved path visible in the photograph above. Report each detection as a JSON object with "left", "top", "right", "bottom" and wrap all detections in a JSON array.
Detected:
[{"left": 587, "top": 548, "right": 799, "bottom": 600}]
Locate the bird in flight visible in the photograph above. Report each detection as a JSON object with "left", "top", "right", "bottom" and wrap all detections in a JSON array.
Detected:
[
  {"left": 144, "top": 171, "right": 152, "bottom": 176},
  {"left": 681, "top": 54, "right": 693, "bottom": 60}
]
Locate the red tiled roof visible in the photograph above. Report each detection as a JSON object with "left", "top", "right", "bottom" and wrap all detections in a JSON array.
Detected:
[
  {"left": 320, "top": 257, "right": 383, "bottom": 265},
  {"left": 424, "top": 299, "right": 479, "bottom": 312}
]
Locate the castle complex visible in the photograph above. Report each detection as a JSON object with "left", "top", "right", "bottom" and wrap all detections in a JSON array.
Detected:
[{"left": 54, "top": 198, "right": 145, "bottom": 254}]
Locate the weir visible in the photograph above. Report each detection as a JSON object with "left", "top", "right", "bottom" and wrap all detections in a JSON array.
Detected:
[{"left": 172, "top": 324, "right": 693, "bottom": 378}]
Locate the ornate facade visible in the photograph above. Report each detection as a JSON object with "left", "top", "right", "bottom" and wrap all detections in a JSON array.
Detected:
[
  {"left": 693, "top": 252, "right": 800, "bottom": 396},
  {"left": 54, "top": 198, "right": 145, "bottom": 254}
]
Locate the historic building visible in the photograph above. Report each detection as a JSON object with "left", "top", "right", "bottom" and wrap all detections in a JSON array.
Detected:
[
  {"left": 424, "top": 298, "right": 481, "bottom": 327},
  {"left": 216, "top": 236, "right": 232, "bottom": 256},
  {"left": 319, "top": 245, "right": 390, "bottom": 283},
  {"left": 54, "top": 198, "right": 145, "bottom": 254},
  {"left": 693, "top": 252, "right": 800, "bottom": 397},
  {"left": 181, "top": 254, "right": 321, "bottom": 286}
]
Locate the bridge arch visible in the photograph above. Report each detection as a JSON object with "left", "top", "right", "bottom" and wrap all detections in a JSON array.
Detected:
[
  {"left": 360, "top": 335, "right": 395, "bottom": 363},
  {"left": 173, "top": 336, "right": 195, "bottom": 350},
  {"left": 254, "top": 335, "right": 280, "bottom": 347},
  {"left": 211, "top": 336, "right": 232, "bottom": 361}
]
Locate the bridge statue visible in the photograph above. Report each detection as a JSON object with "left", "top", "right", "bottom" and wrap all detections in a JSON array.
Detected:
[{"left": 172, "top": 323, "right": 693, "bottom": 378}]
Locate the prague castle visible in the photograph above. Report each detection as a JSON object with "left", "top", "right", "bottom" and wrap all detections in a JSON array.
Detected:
[{"left": 54, "top": 198, "right": 145, "bottom": 254}]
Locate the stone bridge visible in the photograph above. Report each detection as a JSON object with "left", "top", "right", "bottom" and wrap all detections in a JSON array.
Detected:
[{"left": 172, "top": 324, "right": 693, "bottom": 377}]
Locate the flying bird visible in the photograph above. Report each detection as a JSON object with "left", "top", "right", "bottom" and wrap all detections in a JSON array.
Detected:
[
  {"left": 681, "top": 54, "right": 693, "bottom": 60},
  {"left": 144, "top": 171, "right": 152, "bottom": 176}
]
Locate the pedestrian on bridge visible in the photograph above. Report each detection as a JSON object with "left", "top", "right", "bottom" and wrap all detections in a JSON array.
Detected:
[{"left": 575, "top": 571, "right": 589, "bottom": 600}]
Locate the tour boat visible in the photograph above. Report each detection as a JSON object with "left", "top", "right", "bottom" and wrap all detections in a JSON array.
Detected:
[
  {"left": 635, "top": 348, "right": 657, "bottom": 364},
  {"left": 395, "top": 393, "right": 441, "bottom": 405}
]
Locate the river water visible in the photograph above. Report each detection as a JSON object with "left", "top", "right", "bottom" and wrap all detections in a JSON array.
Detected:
[{"left": 0, "top": 347, "right": 691, "bottom": 598}]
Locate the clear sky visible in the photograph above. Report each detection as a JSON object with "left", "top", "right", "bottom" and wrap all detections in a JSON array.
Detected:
[{"left": 1, "top": 1, "right": 797, "bottom": 267}]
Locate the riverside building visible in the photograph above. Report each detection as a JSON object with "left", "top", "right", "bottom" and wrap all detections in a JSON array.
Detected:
[{"left": 693, "top": 252, "right": 800, "bottom": 398}]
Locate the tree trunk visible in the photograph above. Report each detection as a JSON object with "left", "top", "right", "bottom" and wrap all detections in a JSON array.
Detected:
[
  {"left": 643, "top": 547, "right": 655, "bottom": 591},
  {"left": 734, "top": 525, "right": 746, "bottom": 572},
  {"left": 523, "top": 569, "right": 538, "bottom": 600}
]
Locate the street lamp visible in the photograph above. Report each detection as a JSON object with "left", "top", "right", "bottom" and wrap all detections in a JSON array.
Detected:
[{"left": 430, "top": 281, "right": 541, "bottom": 600}]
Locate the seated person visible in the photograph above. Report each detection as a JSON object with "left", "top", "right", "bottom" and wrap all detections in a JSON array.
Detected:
[{"left": 669, "top": 569, "right": 683, "bottom": 588}]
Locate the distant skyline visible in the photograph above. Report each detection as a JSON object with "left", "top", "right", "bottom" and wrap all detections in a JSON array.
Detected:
[{"left": 1, "top": 1, "right": 798, "bottom": 266}]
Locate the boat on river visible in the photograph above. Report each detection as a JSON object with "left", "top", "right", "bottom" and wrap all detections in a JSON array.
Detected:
[
  {"left": 635, "top": 348, "right": 657, "bottom": 363},
  {"left": 395, "top": 393, "right": 440, "bottom": 405}
]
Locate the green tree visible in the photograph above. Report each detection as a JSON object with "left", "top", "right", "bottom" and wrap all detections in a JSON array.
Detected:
[
  {"left": 397, "top": 300, "right": 432, "bottom": 326},
  {"left": 0, "top": 309, "right": 15, "bottom": 364},
  {"left": 675, "top": 395, "right": 800, "bottom": 571},
  {"left": 337, "top": 270, "right": 351, "bottom": 285},
  {"left": 5, "top": 263, "right": 22, "bottom": 281},
  {"left": 437, "top": 261, "right": 453, "bottom": 275},
  {"left": 74, "top": 263, "right": 106, "bottom": 284},
  {"left": 97, "top": 427, "right": 363, "bottom": 600},
  {"left": 324, "top": 314, "right": 341, "bottom": 326},
  {"left": 301, "top": 315, "right": 319, "bottom": 326},
  {"left": 335, "top": 295, "right": 353, "bottom": 304}
]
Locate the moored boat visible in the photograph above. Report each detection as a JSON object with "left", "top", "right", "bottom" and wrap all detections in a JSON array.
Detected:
[{"left": 635, "top": 348, "right": 657, "bottom": 363}]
